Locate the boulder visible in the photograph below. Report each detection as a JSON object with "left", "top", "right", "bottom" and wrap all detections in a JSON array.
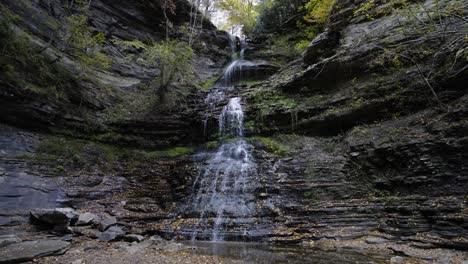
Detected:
[
  {"left": 123, "top": 234, "right": 145, "bottom": 243},
  {"left": 0, "top": 235, "right": 21, "bottom": 248},
  {"left": 0, "top": 240, "right": 70, "bottom": 263},
  {"left": 96, "top": 213, "right": 117, "bottom": 231},
  {"left": 98, "top": 226, "right": 126, "bottom": 242},
  {"left": 76, "top": 212, "right": 99, "bottom": 226},
  {"left": 70, "top": 226, "right": 102, "bottom": 239},
  {"left": 30, "top": 208, "right": 78, "bottom": 226}
]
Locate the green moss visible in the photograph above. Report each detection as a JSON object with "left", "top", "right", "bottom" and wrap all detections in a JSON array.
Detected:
[
  {"left": 304, "top": 190, "right": 316, "bottom": 198},
  {"left": 0, "top": 9, "right": 79, "bottom": 101},
  {"left": 33, "top": 136, "right": 128, "bottom": 170},
  {"left": 143, "top": 146, "right": 195, "bottom": 158},
  {"left": 260, "top": 34, "right": 303, "bottom": 60},
  {"left": 249, "top": 89, "right": 299, "bottom": 116},
  {"left": 249, "top": 136, "right": 291, "bottom": 156},
  {"left": 204, "top": 141, "right": 220, "bottom": 150},
  {"left": 199, "top": 75, "right": 220, "bottom": 90}
]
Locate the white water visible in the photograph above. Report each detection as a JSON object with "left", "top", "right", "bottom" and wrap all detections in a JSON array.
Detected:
[
  {"left": 219, "top": 97, "right": 244, "bottom": 137},
  {"left": 190, "top": 36, "right": 259, "bottom": 241},
  {"left": 190, "top": 98, "right": 257, "bottom": 241}
]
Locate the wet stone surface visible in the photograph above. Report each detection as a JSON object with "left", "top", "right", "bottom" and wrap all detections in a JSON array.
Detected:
[{"left": 0, "top": 125, "right": 62, "bottom": 227}]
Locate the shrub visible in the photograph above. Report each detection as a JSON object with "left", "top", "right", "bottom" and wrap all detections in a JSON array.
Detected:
[
  {"left": 117, "top": 39, "right": 194, "bottom": 103},
  {"left": 63, "top": 14, "right": 111, "bottom": 72}
]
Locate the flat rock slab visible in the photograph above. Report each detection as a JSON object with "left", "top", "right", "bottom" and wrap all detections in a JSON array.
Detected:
[
  {"left": 0, "top": 235, "right": 21, "bottom": 248},
  {"left": 0, "top": 240, "right": 70, "bottom": 263}
]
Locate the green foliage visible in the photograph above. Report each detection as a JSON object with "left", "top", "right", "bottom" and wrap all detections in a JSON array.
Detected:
[
  {"left": 353, "top": 0, "right": 378, "bottom": 18},
  {"left": 295, "top": 40, "right": 311, "bottom": 53},
  {"left": 0, "top": 7, "right": 77, "bottom": 99},
  {"left": 116, "top": 39, "right": 194, "bottom": 103},
  {"left": 63, "top": 14, "right": 111, "bottom": 72},
  {"left": 199, "top": 75, "right": 220, "bottom": 90},
  {"left": 303, "top": 0, "right": 337, "bottom": 24},
  {"left": 264, "top": 34, "right": 303, "bottom": 59},
  {"left": 254, "top": 0, "right": 304, "bottom": 34},
  {"left": 353, "top": 0, "right": 409, "bottom": 21},
  {"left": 255, "top": 0, "right": 336, "bottom": 56},
  {"left": 217, "top": 0, "right": 259, "bottom": 36}
]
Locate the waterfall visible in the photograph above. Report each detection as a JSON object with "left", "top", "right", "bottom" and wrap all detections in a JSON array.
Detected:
[
  {"left": 202, "top": 35, "right": 239, "bottom": 136},
  {"left": 188, "top": 35, "right": 259, "bottom": 242},
  {"left": 219, "top": 97, "right": 244, "bottom": 137},
  {"left": 190, "top": 98, "right": 257, "bottom": 241}
]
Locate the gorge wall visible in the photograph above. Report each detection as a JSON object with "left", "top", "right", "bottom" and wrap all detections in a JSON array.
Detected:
[
  {"left": 0, "top": 0, "right": 467, "bottom": 262},
  {"left": 236, "top": 0, "right": 468, "bottom": 252},
  {"left": 0, "top": 0, "right": 231, "bottom": 148}
]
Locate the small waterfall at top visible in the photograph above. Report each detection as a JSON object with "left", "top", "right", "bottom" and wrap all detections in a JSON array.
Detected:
[
  {"left": 202, "top": 34, "right": 239, "bottom": 137},
  {"left": 187, "top": 34, "right": 260, "bottom": 241}
]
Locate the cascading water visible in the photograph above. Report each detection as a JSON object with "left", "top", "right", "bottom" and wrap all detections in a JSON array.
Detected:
[
  {"left": 190, "top": 97, "right": 257, "bottom": 241},
  {"left": 188, "top": 35, "right": 260, "bottom": 241},
  {"left": 202, "top": 34, "right": 239, "bottom": 136},
  {"left": 219, "top": 97, "right": 244, "bottom": 137}
]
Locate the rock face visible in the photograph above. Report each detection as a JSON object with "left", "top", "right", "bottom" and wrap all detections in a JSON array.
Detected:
[
  {"left": 0, "top": 0, "right": 230, "bottom": 148},
  {"left": 0, "top": 125, "right": 61, "bottom": 227},
  {"left": 0, "top": 240, "right": 70, "bottom": 263},
  {"left": 232, "top": 0, "right": 468, "bottom": 250},
  {"left": 0, "top": 0, "right": 466, "bottom": 262}
]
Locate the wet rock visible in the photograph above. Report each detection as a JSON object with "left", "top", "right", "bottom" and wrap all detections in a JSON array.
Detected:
[
  {"left": 0, "top": 235, "right": 21, "bottom": 248},
  {"left": 98, "top": 226, "right": 126, "bottom": 242},
  {"left": 30, "top": 208, "right": 78, "bottom": 231},
  {"left": 0, "top": 240, "right": 70, "bottom": 263},
  {"left": 365, "top": 237, "right": 389, "bottom": 245},
  {"left": 390, "top": 256, "right": 404, "bottom": 264},
  {"left": 303, "top": 30, "right": 340, "bottom": 65},
  {"left": 96, "top": 213, "right": 117, "bottom": 231},
  {"left": 76, "top": 212, "right": 99, "bottom": 226},
  {"left": 70, "top": 226, "right": 102, "bottom": 239},
  {"left": 123, "top": 234, "right": 145, "bottom": 243}
]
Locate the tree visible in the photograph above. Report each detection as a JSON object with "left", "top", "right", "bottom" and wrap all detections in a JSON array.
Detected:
[
  {"left": 216, "top": 0, "right": 259, "bottom": 36},
  {"left": 146, "top": 40, "right": 194, "bottom": 103},
  {"left": 63, "top": 14, "right": 111, "bottom": 72},
  {"left": 117, "top": 39, "right": 194, "bottom": 103}
]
